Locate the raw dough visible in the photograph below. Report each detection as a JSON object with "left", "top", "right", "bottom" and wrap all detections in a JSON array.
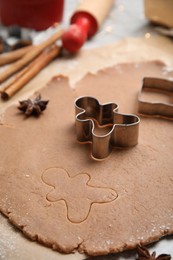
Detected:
[
  {"left": 0, "top": 61, "right": 173, "bottom": 256},
  {"left": 42, "top": 167, "right": 118, "bottom": 223}
]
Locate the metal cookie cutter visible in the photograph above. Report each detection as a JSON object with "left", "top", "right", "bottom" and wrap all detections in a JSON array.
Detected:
[
  {"left": 138, "top": 77, "right": 173, "bottom": 119},
  {"left": 75, "top": 96, "right": 140, "bottom": 160}
]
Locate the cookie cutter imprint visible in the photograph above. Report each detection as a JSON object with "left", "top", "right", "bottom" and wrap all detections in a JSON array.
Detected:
[
  {"left": 138, "top": 77, "right": 173, "bottom": 119},
  {"left": 75, "top": 96, "right": 140, "bottom": 160}
]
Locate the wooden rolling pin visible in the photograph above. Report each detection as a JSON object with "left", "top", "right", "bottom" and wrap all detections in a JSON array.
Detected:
[{"left": 62, "top": 0, "right": 114, "bottom": 52}]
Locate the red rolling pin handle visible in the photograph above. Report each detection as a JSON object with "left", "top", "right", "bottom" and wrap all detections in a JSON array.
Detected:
[
  {"left": 62, "top": 12, "right": 98, "bottom": 53},
  {"left": 62, "top": 0, "right": 114, "bottom": 53}
]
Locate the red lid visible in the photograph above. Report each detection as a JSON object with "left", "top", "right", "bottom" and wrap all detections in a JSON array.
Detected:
[{"left": 0, "top": 0, "right": 64, "bottom": 30}]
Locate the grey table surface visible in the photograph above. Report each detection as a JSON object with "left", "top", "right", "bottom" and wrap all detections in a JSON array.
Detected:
[{"left": 63, "top": 0, "right": 155, "bottom": 50}]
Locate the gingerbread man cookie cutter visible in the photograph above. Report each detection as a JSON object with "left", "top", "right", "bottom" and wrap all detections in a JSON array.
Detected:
[
  {"left": 138, "top": 77, "right": 173, "bottom": 119},
  {"left": 75, "top": 96, "right": 140, "bottom": 160}
]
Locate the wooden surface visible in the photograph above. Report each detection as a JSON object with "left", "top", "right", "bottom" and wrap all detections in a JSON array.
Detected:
[{"left": 0, "top": 35, "right": 173, "bottom": 259}]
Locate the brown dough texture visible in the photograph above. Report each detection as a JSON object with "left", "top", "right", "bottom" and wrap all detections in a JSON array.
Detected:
[{"left": 0, "top": 61, "right": 173, "bottom": 256}]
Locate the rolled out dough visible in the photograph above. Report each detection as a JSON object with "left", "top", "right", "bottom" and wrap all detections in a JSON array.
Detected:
[{"left": 0, "top": 61, "right": 173, "bottom": 256}]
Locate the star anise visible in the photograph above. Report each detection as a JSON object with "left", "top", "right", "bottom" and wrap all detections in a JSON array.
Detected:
[
  {"left": 18, "top": 94, "right": 49, "bottom": 116},
  {"left": 136, "top": 246, "right": 171, "bottom": 260}
]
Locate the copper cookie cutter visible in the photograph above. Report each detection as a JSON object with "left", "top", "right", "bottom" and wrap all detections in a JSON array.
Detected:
[
  {"left": 138, "top": 77, "right": 173, "bottom": 119},
  {"left": 75, "top": 96, "right": 140, "bottom": 160}
]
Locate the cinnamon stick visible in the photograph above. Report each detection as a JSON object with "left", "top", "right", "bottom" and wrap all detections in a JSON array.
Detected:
[
  {"left": 0, "top": 29, "right": 63, "bottom": 83},
  {"left": 1, "top": 44, "right": 61, "bottom": 100},
  {"left": 1, "top": 58, "right": 37, "bottom": 93},
  {"left": 0, "top": 45, "right": 34, "bottom": 66}
]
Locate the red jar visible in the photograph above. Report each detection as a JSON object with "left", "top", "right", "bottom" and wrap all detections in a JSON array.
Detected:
[{"left": 0, "top": 0, "right": 64, "bottom": 30}]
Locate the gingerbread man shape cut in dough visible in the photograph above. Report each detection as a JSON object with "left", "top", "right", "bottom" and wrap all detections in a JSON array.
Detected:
[{"left": 42, "top": 167, "right": 118, "bottom": 223}]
